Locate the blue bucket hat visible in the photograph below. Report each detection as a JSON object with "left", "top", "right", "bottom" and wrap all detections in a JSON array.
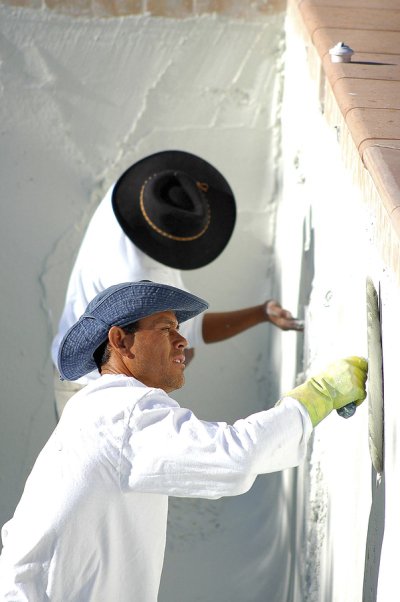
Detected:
[{"left": 58, "top": 281, "right": 208, "bottom": 381}]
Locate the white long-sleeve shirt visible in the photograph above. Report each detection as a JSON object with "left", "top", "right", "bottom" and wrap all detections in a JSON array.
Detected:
[
  {"left": 51, "top": 186, "right": 204, "bottom": 384},
  {"left": 0, "top": 374, "right": 312, "bottom": 601}
]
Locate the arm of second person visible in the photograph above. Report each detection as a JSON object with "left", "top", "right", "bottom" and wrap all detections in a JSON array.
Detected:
[{"left": 201, "top": 300, "right": 303, "bottom": 343}]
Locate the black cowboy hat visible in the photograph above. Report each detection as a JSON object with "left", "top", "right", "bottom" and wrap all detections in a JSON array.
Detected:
[{"left": 112, "top": 150, "right": 236, "bottom": 270}]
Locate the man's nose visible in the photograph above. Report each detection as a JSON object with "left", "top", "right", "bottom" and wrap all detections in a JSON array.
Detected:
[{"left": 175, "top": 331, "right": 188, "bottom": 349}]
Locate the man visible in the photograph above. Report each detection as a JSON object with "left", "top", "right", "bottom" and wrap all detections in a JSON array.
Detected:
[
  {"left": 0, "top": 281, "right": 367, "bottom": 601},
  {"left": 51, "top": 150, "right": 303, "bottom": 415}
]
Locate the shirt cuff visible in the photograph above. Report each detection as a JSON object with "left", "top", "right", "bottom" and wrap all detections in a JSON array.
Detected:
[{"left": 279, "top": 396, "right": 314, "bottom": 435}]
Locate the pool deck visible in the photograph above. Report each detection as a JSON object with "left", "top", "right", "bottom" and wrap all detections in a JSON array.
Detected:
[{"left": 293, "top": 0, "right": 400, "bottom": 278}]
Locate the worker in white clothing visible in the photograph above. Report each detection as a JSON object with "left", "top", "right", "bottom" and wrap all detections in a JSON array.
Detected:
[
  {"left": 0, "top": 280, "right": 368, "bottom": 601},
  {"left": 51, "top": 150, "right": 303, "bottom": 417}
]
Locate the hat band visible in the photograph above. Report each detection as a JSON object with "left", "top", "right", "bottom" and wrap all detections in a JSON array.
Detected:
[{"left": 139, "top": 175, "right": 211, "bottom": 242}]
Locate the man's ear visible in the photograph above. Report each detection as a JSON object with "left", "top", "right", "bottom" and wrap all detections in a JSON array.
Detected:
[{"left": 108, "top": 326, "right": 135, "bottom": 358}]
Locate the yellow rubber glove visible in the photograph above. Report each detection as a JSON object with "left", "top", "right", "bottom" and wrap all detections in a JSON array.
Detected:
[{"left": 283, "top": 356, "right": 368, "bottom": 427}]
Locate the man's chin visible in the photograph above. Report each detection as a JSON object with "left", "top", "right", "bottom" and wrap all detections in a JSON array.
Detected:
[{"left": 164, "top": 374, "right": 185, "bottom": 393}]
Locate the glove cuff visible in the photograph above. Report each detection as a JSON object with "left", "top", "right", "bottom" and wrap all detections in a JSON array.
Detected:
[{"left": 284, "top": 380, "right": 333, "bottom": 427}]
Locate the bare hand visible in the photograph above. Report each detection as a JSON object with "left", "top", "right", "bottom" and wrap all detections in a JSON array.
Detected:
[{"left": 265, "top": 300, "right": 304, "bottom": 332}]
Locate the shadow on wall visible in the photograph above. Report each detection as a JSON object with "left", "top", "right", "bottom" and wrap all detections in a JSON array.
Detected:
[
  {"left": 285, "top": 213, "right": 315, "bottom": 602},
  {"left": 363, "top": 279, "right": 386, "bottom": 602},
  {"left": 362, "top": 467, "right": 386, "bottom": 601}
]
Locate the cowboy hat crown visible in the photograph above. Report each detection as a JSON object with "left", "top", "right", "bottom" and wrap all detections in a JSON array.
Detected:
[{"left": 112, "top": 150, "right": 236, "bottom": 270}]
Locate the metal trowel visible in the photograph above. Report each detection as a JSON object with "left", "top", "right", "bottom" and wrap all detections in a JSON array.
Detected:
[{"left": 365, "top": 277, "right": 384, "bottom": 474}]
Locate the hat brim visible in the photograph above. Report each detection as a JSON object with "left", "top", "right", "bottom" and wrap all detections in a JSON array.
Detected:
[
  {"left": 58, "top": 281, "right": 208, "bottom": 381},
  {"left": 112, "top": 151, "right": 236, "bottom": 270}
]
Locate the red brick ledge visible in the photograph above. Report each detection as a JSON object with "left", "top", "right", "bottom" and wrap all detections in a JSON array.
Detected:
[{"left": 294, "top": 0, "right": 400, "bottom": 252}]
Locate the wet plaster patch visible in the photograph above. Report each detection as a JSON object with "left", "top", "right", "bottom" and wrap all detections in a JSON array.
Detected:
[
  {"left": 277, "top": 11, "right": 399, "bottom": 602},
  {"left": 280, "top": 16, "right": 358, "bottom": 602}
]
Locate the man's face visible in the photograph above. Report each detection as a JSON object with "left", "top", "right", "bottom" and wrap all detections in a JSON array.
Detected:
[{"left": 125, "top": 311, "right": 188, "bottom": 392}]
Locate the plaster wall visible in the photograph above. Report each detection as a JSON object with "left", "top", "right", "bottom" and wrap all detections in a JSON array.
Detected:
[
  {"left": 0, "top": 5, "right": 293, "bottom": 601},
  {"left": 276, "top": 9, "right": 400, "bottom": 601}
]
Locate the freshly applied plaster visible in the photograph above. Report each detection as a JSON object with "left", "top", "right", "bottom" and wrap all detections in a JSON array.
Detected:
[{"left": 276, "top": 11, "right": 398, "bottom": 602}]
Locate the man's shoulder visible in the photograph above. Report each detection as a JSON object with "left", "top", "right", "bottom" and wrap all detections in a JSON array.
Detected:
[
  {"left": 85, "top": 373, "right": 150, "bottom": 395},
  {"left": 82, "top": 374, "right": 173, "bottom": 406},
  {"left": 63, "top": 375, "right": 165, "bottom": 425}
]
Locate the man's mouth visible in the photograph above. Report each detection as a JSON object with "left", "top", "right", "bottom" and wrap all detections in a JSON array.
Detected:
[{"left": 173, "top": 356, "right": 185, "bottom": 365}]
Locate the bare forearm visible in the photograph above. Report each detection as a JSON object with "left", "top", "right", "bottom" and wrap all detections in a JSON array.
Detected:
[
  {"left": 202, "top": 305, "right": 267, "bottom": 343},
  {"left": 201, "top": 300, "right": 303, "bottom": 343}
]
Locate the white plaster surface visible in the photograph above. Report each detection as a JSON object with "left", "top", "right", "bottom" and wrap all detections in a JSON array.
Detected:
[
  {"left": 276, "top": 12, "right": 400, "bottom": 602},
  {"left": 0, "top": 6, "right": 294, "bottom": 601}
]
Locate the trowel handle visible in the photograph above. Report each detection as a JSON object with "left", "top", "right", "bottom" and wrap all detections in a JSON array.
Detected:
[{"left": 336, "top": 402, "right": 357, "bottom": 419}]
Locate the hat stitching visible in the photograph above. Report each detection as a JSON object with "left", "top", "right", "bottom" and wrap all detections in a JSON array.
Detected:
[
  {"left": 139, "top": 174, "right": 211, "bottom": 242},
  {"left": 196, "top": 181, "right": 209, "bottom": 192}
]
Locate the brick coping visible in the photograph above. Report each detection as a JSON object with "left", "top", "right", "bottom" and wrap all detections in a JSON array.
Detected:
[{"left": 293, "top": 0, "right": 400, "bottom": 279}]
